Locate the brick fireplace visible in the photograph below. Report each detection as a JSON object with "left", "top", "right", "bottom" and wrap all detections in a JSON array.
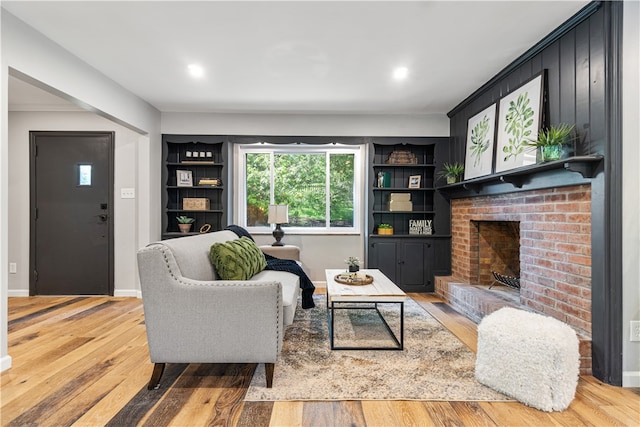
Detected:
[{"left": 436, "top": 184, "right": 592, "bottom": 373}]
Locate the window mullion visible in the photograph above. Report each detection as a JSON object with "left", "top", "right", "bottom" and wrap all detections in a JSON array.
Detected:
[
  {"left": 325, "top": 152, "right": 331, "bottom": 229},
  {"left": 270, "top": 152, "right": 275, "bottom": 203}
]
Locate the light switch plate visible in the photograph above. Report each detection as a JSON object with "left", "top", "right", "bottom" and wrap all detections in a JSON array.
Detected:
[
  {"left": 631, "top": 321, "right": 640, "bottom": 342},
  {"left": 121, "top": 188, "right": 135, "bottom": 199}
]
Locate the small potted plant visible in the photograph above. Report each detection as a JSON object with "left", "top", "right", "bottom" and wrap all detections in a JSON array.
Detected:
[
  {"left": 176, "top": 215, "right": 195, "bottom": 234},
  {"left": 345, "top": 256, "right": 360, "bottom": 272},
  {"left": 437, "top": 162, "right": 465, "bottom": 184},
  {"left": 524, "top": 123, "right": 574, "bottom": 162},
  {"left": 377, "top": 223, "right": 394, "bottom": 235}
]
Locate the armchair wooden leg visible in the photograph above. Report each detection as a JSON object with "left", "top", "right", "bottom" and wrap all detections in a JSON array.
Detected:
[
  {"left": 147, "top": 363, "right": 166, "bottom": 390},
  {"left": 265, "top": 363, "right": 275, "bottom": 388}
]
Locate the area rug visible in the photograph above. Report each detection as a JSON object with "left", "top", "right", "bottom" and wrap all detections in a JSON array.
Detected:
[{"left": 245, "top": 295, "right": 511, "bottom": 401}]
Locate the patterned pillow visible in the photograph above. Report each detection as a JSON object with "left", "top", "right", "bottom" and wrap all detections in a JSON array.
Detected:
[{"left": 209, "top": 236, "right": 267, "bottom": 280}]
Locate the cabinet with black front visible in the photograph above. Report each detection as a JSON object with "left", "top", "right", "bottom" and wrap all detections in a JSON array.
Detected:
[
  {"left": 162, "top": 134, "right": 227, "bottom": 239},
  {"left": 367, "top": 137, "right": 451, "bottom": 292}
]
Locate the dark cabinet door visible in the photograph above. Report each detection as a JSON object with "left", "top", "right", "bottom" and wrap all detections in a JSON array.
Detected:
[
  {"left": 398, "top": 241, "right": 435, "bottom": 292},
  {"left": 369, "top": 240, "right": 398, "bottom": 283},
  {"left": 398, "top": 241, "right": 425, "bottom": 287}
]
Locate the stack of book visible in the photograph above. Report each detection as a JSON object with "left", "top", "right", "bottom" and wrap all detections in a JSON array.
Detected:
[{"left": 198, "top": 178, "right": 221, "bottom": 186}]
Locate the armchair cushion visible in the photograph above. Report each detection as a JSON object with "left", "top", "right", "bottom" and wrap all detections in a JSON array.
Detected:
[{"left": 209, "top": 236, "right": 267, "bottom": 280}]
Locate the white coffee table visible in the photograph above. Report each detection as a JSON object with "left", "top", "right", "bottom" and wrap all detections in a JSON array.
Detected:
[{"left": 325, "top": 268, "right": 407, "bottom": 350}]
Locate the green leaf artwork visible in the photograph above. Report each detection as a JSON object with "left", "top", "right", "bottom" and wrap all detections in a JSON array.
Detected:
[
  {"left": 470, "top": 115, "right": 491, "bottom": 167},
  {"left": 502, "top": 91, "right": 534, "bottom": 162}
]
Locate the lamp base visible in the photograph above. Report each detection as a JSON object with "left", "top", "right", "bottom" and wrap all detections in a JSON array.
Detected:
[{"left": 272, "top": 224, "right": 285, "bottom": 246}]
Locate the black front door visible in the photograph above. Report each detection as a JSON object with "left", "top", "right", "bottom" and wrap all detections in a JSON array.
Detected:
[{"left": 30, "top": 131, "right": 114, "bottom": 295}]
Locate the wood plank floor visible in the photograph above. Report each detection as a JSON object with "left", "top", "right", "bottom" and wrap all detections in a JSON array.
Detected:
[{"left": 2, "top": 293, "right": 638, "bottom": 426}]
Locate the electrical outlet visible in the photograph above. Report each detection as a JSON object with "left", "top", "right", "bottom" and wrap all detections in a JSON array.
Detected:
[
  {"left": 9, "top": 263, "right": 17, "bottom": 274},
  {"left": 631, "top": 321, "right": 640, "bottom": 342}
]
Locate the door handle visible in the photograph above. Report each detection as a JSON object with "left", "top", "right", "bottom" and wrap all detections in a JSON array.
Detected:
[{"left": 97, "top": 214, "right": 108, "bottom": 222}]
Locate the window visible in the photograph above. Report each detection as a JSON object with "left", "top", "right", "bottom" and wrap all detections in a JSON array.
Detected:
[{"left": 238, "top": 143, "right": 362, "bottom": 234}]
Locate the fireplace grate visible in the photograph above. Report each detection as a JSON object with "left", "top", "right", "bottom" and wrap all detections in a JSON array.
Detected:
[{"left": 490, "top": 271, "right": 521, "bottom": 290}]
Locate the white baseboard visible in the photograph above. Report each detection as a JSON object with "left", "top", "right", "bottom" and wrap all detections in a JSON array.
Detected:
[
  {"left": 623, "top": 371, "right": 640, "bottom": 387},
  {"left": 0, "top": 355, "right": 13, "bottom": 372},
  {"left": 114, "top": 289, "right": 142, "bottom": 298},
  {"left": 7, "top": 290, "right": 29, "bottom": 297}
]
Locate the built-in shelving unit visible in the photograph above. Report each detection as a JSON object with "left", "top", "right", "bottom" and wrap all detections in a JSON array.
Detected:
[
  {"left": 367, "top": 137, "right": 451, "bottom": 292},
  {"left": 162, "top": 134, "right": 227, "bottom": 239}
]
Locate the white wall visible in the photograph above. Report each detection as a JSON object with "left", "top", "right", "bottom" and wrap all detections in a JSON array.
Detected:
[
  {"left": 1, "top": 10, "right": 161, "bottom": 372},
  {"left": 622, "top": 0, "right": 640, "bottom": 388},
  {"left": 8, "top": 111, "right": 144, "bottom": 296},
  {"left": 162, "top": 111, "right": 450, "bottom": 282},
  {"left": 161, "top": 112, "right": 450, "bottom": 137}
]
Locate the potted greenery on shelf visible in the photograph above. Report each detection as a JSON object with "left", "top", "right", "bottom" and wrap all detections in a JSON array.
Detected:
[
  {"left": 524, "top": 123, "right": 574, "bottom": 162},
  {"left": 438, "top": 162, "right": 465, "bottom": 184},
  {"left": 377, "top": 223, "right": 394, "bottom": 235},
  {"left": 176, "top": 215, "right": 195, "bottom": 234}
]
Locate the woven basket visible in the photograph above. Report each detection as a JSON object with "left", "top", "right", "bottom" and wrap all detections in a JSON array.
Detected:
[{"left": 386, "top": 150, "right": 417, "bottom": 164}]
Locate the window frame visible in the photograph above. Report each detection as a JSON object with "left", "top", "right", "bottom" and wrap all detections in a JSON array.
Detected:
[{"left": 236, "top": 143, "right": 363, "bottom": 235}]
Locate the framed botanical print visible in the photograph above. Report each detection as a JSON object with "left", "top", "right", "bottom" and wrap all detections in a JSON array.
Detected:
[
  {"left": 464, "top": 103, "right": 496, "bottom": 180},
  {"left": 495, "top": 72, "right": 545, "bottom": 173}
]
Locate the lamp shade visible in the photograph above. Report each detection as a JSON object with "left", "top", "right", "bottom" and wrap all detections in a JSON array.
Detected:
[{"left": 268, "top": 204, "right": 289, "bottom": 224}]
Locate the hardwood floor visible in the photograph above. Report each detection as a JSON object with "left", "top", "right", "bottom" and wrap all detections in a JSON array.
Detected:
[{"left": 2, "top": 293, "right": 638, "bottom": 426}]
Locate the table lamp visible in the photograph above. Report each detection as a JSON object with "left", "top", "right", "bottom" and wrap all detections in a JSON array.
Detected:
[{"left": 268, "top": 204, "right": 289, "bottom": 246}]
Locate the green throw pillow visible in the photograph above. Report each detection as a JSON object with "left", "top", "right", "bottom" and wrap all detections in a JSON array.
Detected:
[{"left": 209, "top": 236, "right": 267, "bottom": 280}]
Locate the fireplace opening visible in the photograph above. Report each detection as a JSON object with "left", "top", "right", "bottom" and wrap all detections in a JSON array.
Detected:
[{"left": 475, "top": 221, "right": 520, "bottom": 288}]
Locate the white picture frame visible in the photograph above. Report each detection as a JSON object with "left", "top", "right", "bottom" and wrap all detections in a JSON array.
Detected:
[
  {"left": 176, "top": 169, "right": 193, "bottom": 187},
  {"left": 495, "top": 73, "right": 545, "bottom": 173},
  {"left": 464, "top": 103, "right": 497, "bottom": 180},
  {"left": 408, "top": 175, "right": 421, "bottom": 188}
]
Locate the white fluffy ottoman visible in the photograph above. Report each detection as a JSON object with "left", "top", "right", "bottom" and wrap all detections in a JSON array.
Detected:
[{"left": 475, "top": 307, "right": 580, "bottom": 411}]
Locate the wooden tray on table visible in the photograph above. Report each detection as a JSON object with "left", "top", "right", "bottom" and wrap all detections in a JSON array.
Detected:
[{"left": 334, "top": 273, "right": 374, "bottom": 286}]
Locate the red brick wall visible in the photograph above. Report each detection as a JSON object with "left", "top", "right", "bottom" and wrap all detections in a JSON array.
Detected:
[{"left": 451, "top": 185, "right": 592, "bottom": 337}]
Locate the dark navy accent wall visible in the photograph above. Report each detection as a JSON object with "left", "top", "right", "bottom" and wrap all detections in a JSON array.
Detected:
[{"left": 446, "top": 1, "right": 623, "bottom": 384}]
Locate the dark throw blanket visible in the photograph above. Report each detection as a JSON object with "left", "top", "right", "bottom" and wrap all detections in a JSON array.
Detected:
[{"left": 225, "top": 225, "right": 316, "bottom": 309}]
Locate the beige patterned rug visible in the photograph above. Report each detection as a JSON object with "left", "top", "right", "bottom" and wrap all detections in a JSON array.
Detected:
[{"left": 245, "top": 295, "right": 510, "bottom": 401}]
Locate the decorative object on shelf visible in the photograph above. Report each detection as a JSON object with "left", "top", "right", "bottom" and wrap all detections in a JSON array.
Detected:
[
  {"left": 409, "top": 219, "right": 433, "bottom": 235},
  {"left": 464, "top": 103, "right": 497, "bottom": 180},
  {"left": 437, "top": 162, "right": 465, "bottom": 184},
  {"left": 345, "top": 256, "right": 360, "bottom": 272},
  {"left": 387, "top": 193, "right": 412, "bottom": 211},
  {"left": 386, "top": 150, "right": 417, "bottom": 164},
  {"left": 268, "top": 204, "right": 289, "bottom": 246},
  {"left": 408, "top": 175, "right": 421, "bottom": 188},
  {"left": 377, "top": 223, "right": 394, "bottom": 235},
  {"left": 495, "top": 71, "right": 546, "bottom": 173},
  {"left": 523, "top": 123, "right": 575, "bottom": 162},
  {"left": 183, "top": 198, "right": 210, "bottom": 211},
  {"left": 176, "top": 215, "right": 195, "bottom": 234},
  {"left": 334, "top": 272, "right": 373, "bottom": 285},
  {"left": 176, "top": 170, "right": 193, "bottom": 187},
  {"left": 199, "top": 223, "right": 212, "bottom": 233},
  {"left": 376, "top": 171, "right": 391, "bottom": 188},
  {"left": 198, "top": 177, "right": 221, "bottom": 186}
]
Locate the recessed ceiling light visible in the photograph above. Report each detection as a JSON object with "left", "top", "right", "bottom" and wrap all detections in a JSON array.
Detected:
[
  {"left": 393, "top": 66, "right": 409, "bottom": 80},
  {"left": 187, "top": 64, "right": 204, "bottom": 78}
]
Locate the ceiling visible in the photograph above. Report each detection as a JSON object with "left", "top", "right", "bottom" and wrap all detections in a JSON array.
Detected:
[{"left": 5, "top": 1, "right": 590, "bottom": 115}]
